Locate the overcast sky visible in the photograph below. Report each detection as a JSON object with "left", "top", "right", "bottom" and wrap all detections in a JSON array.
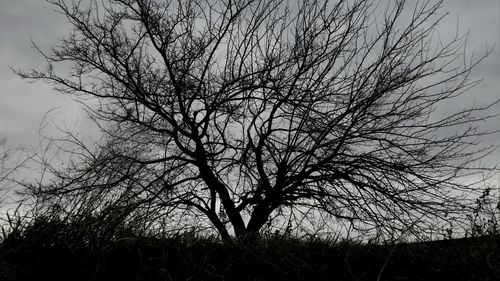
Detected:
[{"left": 1, "top": 0, "right": 499, "bottom": 173}]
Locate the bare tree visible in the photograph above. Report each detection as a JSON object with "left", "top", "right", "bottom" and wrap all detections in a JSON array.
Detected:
[
  {"left": 0, "top": 136, "right": 13, "bottom": 203},
  {"left": 0, "top": 136, "right": 35, "bottom": 239},
  {"left": 17, "top": 0, "right": 498, "bottom": 241},
  {"left": 0, "top": 136, "right": 27, "bottom": 207}
]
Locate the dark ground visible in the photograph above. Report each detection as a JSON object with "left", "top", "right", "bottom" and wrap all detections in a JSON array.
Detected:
[{"left": 0, "top": 219, "right": 498, "bottom": 281}]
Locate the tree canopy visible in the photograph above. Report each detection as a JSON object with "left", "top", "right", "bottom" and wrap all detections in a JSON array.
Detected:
[{"left": 18, "top": 0, "right": 498, "bottom": 241}]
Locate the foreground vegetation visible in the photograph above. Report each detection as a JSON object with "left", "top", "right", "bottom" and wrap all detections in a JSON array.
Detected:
[{"left": 0, "top": 217, "right": 498, "bottom": 281}]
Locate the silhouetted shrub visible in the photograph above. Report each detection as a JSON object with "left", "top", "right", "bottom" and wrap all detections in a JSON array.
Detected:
[{"left": 0, "top": 216, "right": 498, "bottom": 281}]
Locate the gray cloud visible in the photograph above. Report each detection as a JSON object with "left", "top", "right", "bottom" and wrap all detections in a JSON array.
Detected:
[
  {"left": 0, "top": 0, "right": 83, "bottom": 147},
  {"left": 441, "top": 0, "right": 500, "bottom": 168}
]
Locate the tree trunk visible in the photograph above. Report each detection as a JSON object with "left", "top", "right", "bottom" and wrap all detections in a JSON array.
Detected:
[{"left": 245, "top": 204, "right": 272, "bottom": 238}]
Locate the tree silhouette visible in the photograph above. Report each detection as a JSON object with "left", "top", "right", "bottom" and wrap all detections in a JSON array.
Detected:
[
  {"left": 0, "top": 136, "right": 30, "bottom": 211},
  {"left": 18, "top": 0, "right": 498, "bottom": 241},
  {"left": 0, "top": 136, "right": 13, "bottom": 202}
]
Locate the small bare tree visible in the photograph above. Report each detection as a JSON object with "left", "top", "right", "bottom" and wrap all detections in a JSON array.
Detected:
[
  {"left": 0, "top": 136, "right": 12, "bottom": 203},
  {"left": 0, "top": 136, "right": 28, "bottom": 207},
  {"left": 18, "top": 0, "right": 498, "bottom": 241},
  {"left": 0, "top": 135, "right": 35, "bottom": 239}
]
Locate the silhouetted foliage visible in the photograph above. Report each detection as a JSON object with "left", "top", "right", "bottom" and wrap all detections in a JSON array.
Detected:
[
  {"left": 16, "top": 0, "right": 498, "bottom": 240},
  {"left": 0, "top": 217, "right": 499, "bottom": 281}
]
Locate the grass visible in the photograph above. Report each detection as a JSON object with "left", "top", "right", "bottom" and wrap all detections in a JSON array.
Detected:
[{"left": 0, "top": 217, "right": 498, "bottom": 281}]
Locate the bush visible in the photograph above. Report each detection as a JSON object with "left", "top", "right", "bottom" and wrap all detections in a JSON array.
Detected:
[{"left": 0, "top": 216, "right": 498, "bottom": 281}]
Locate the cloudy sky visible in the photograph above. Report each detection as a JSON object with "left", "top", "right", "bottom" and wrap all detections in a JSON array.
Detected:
[{"left": 0, "top": 0, "right": 499, "bottom": 173}]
